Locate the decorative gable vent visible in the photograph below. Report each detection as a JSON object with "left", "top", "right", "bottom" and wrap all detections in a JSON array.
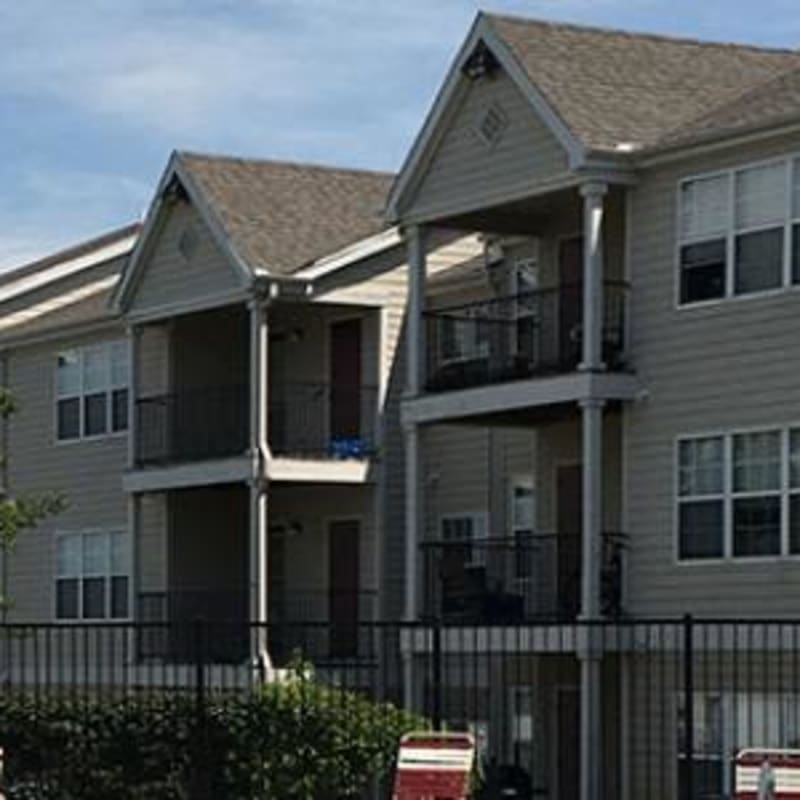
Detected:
[
  {"left": 178, "top": 224, "right": 198, "bottom": 262},
  {"left": 475, "top": 103, "right": 508, "bottom": 149}
]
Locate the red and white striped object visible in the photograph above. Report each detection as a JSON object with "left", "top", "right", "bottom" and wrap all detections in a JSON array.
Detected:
[
  {"left": 735, "top": 749, "right": 800, "bottom": 799},
  {"left": 393, "top": 732, "right": 475, "bottom": 800}
]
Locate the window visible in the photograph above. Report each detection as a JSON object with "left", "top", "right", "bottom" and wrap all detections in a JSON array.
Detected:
[
  {"left": 56, "top": 341, "right": 129, "bottom": 441},
  {"left": 511, "top": 479, "right": 536, "bottom": 579},
  {"left": 732, "top": 431, "right": 781, "bottom": 556},
  {"left": 56, "top": 531, "right": 130, "bottom": 620},
  {"left": 679, "top": 174, "right": 728, "bottom": 304},
  {"left": 678, "top": 436, "right": 724, "bottom": 559},
  {"left": 677, "top": 691, "right": 800, "bottom": 798},
  {"left": 512, "top": 260, "right": 540, "bottom": 364},
  {"left": 679, "top": 428, "right": 800, "bottom": 561},
  {"left": 439, "top": 311, "right": 490, "bottom": 365},
  {"left": 441, "top": 512, "right": 488, "bottom": 567},
  {"left": 679, "top": 156, "right": 800, "bottom": 304}
]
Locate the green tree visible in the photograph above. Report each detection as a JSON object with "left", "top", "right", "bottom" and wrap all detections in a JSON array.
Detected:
[{"left": 0, "top": 388, "right": 65, "bottom": 618}]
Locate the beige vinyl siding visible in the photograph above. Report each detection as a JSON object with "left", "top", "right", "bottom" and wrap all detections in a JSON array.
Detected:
[
  {"left": 626, "top": 131, "right": 800, "bottom": 616},
  {"left": 137, "top": 323, "right": 170, "bottom": 397},
  {"left": 138, "top": 493, "right": 167, "bottom": 595},
  {"left": 270, "top": 485, "right": 377, "bottom": 617},
  {"left": 404, "top": 69, "right": 570, "bottom": 221},
  {"left": 5, "top": 328, "right": 129, "bottom": 622},
  {"left": 128, "top": 201, "right": 242, "bottom": 315}
]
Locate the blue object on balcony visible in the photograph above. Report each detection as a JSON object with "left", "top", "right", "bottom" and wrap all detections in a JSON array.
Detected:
[{"left": 329, "top": 437, "right": 366, "bottom": 459}]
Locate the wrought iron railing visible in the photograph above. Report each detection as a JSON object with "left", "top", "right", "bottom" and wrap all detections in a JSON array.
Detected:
[
  {"left": 420, "top": 532, "right": 626, "bottom": 623},
  {"left": 268, "top": 381, "right": 378, "bottom": 459},
  {"left": 424, "top": 281, "right": 629, "bottom": 392},
  {"left": 135, "top": 384, "right": 249, "bottom": 466},
  {"left": 138, "top": 589, "right": 379, "bottom": 662}
]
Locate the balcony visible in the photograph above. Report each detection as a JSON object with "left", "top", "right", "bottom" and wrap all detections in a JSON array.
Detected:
[
  {"left": 269, "top": 382, "right": 377, "bottom": 460},
  {"left": 135, "top": 384, "right": 248, "bottom": 466},
  {"left": 424, "top": 281, "right": 629, "bottom": 393},
  {"left": 420, "top": 532, "right": 626, "bottom": 624}
]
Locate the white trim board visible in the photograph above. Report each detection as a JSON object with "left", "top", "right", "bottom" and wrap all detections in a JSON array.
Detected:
[
  {"left": 402, "top": 372, "right": 641, "bottom": 426},
  {"left": 123, "top": 455, "right": 254, "bottom": 493}
]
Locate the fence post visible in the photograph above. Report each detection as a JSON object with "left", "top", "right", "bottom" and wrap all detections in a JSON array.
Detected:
[
  {"left": 192, "top": 617, "right": 209, "bottom": 800},
  {"left": 682, "top": 614, "right": 694, "bottom": 800},
  {"left": 432, "top": 617, "right": 443, "bottom": 732}
]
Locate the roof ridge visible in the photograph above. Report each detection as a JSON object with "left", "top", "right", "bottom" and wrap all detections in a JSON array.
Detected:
[
  {"left": 176, "top": 149, "right": 395, "bottom": 180},
  {"left": 0, "top": 222, "right": 139, "bottom": 285},
  {"left": 484, "top": 11, "right": 800, "bottom": 58}
]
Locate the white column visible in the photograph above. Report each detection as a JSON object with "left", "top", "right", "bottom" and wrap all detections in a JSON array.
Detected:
[
  {"left": 579, "top": 397, "right": 605, "bottom": 800},
  {"left": 579, "top": 182, "right": 608, "bottom": 371},
  {"left": 248, "top": 299, "right": 269, "bottom": 665},
  {"left": 404, "top": 224, "right": 427, "bottom": 622},
  {"left": 406, "top": 224, "right": 427, "bottom": 397},
  {"left": 577, "top": 182, "right": 608, "bottom": 800},
  {"left": 127, "top": 326, "right": 140, "bottom": 627}
]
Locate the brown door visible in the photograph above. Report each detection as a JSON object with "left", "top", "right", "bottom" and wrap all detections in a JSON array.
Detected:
[
  {"left": 558, "top": 237, "right": 584, "bottom": 368},
  {"left": 556, "top": 687, "right": 580, "bottom": 800},
  {"left": 328, "top": 519, "right": 360, "bottom": 658},
  {"left": 329, "top": 319, "right": 362, "bottom": 441},
  {"left": 556, "top": 464, "right": 583, "bottom": 617}
]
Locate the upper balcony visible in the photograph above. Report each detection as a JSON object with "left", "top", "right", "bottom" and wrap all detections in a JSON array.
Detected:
[
  {"left": 420, "top": 532, "right": 626, "bottom": 624},
  {"left": 425, "top": 280, "right": 629, "bottom": 393}
]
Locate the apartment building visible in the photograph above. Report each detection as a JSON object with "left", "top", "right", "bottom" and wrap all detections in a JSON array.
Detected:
[
  {"left": 388, "top": 12, "right": 800, "bottom": 800},
  {"left": 0, "top": 150, "right": 479, "bottom": 666},
  {"left": 5, "top": 10, "right": 800, "bottom": 799}
]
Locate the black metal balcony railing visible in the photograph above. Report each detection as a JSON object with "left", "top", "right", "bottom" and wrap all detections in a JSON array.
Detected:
[
  {"left": 420, "top": 532, "right": 626, "bottom": 623},
  {"left": 135, "top": 384, "right": 249, "bottom": 466},
  {"left": 138, "top": 589, "right": 379, "bottom": 663},
  {"left": 424, "top": 281, "right": 629, "bottom": 392},
  {"left": 269, "top": 381, "right": 377, "bottom": 459}
]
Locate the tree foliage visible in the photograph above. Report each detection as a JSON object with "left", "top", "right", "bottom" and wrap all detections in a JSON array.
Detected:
[{"left": 0, "top": 388, "right": 65, "bottom": 610}]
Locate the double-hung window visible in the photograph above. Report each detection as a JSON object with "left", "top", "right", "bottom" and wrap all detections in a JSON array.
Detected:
[
  {"left": 56, "top": 530, "right": 131, "bottom": 620},
  {"left": 56, "top": 341, "right": 129, "bottom": 441},
  {"left": 679, "top": 157, "right": 800, "bottom": 304},
  {"left": 677, "top": 436, "right": 725, "bottom": 559},
  {"left": 678, "top": 428, "right": 800, "bottom": 560}
]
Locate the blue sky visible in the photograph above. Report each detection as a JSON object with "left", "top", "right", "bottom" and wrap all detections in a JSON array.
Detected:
[{"left": 2, "top": 0, "right": 800, "bottom": 268}]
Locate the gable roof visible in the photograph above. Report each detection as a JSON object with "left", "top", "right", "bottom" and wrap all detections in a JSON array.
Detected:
[
  {"left": 0, "top": 223, "right": 138, "bottom": 343},
  {"left": 177, "top": 152, "right": 394, "bottom": 276},
  {"left": 486, "top": 14, "right": 800, "bottom": 154}
]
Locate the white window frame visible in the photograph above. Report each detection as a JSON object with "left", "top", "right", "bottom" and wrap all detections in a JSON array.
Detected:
[
  {"left": 676, "top": 154, "right": 800, "bottom": 308},
  {"left": 55, "top": 340, "right": 130, "bottom": 443},
  {"left": 54, "top": 529, "right": 132, "bottom": 622},
  {"left": 676, "top": 426, "right": 800, "bottom": 563}
]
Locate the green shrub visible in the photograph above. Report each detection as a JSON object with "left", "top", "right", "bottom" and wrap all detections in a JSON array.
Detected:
[{"left": 0, "top": 668, "right": 423, "bottom": 799}]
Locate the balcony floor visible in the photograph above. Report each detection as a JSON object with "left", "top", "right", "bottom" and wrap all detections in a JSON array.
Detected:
[{"left": 403, "top": 369, "right": 640, "bottom": 427}]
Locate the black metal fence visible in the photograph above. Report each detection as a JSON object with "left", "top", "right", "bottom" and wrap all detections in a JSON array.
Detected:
[
  {"left": 1, "top": 617, "right": 800, "bottom": 798},
  {"left": 424, "top": 281, "right": 629, "bottom": 392}
]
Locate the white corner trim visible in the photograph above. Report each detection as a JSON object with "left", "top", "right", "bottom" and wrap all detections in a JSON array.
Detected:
[{"left": 293, "top": 227, "right": 403, "bottom": 280}]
